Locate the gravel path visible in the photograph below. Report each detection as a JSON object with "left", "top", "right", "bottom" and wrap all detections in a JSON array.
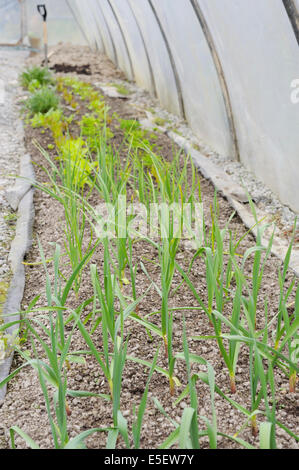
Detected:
[{"left": 0, "top": 48, "right": 28, "bottom": 301}]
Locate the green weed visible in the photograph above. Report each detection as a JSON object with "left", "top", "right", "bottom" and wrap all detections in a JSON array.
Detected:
[
  {"left": 27, "top": 87, "right": 59, "bottom": 115},
  {"left": 20, "top": 66, "right": 54, "bottom": 90}
]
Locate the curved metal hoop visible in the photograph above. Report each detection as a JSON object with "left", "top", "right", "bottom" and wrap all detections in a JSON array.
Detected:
[
  {"left": 147, "top": 0, "right": 186, "bottom": 118},
  {"left": 189, "top": 0, "right": 240, "bottom": 162},
  {"left": 282, "top": 0, "right": 299, "bottom": 45}
]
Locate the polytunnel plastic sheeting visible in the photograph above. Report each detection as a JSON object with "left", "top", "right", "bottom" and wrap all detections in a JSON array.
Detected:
[
  {"left": 75, "top": 0, "right": 116, "bottom": 61},
  {"left": 0, "top": 0, "right": 21, "bottom": 44},
  {"left": 25, "top": 0, "right": 86, "bottom": 46},
  {"left": 198, "top": 0, "right": 299, "bottom": 212},
  {"left": 67, "top": 0, "right": 99, "bottom": 50},
  {"left": 16, "top": 0, "right": 298, "bottom": 213},
  {"left": 149, "top": 0, "right": 234, "bottom": 158},
  {"left": 94, "top": 2, "right": 118, "bottom": 63},
  {"left": 292, "top": 0, "right": 299, "bottom": 13},
  {"left": 65, "top": 1, "right": 89, "bottom": 46},
  {"left": 128, "top": 0, "right": 181, "bottom": 116},
  {"left": 73, "top": 0, "right": 121, "bottom": 67},
  {"left": 87, "top": 2, "right": 109, "bottom": 55},
  {"left": 83, "top": 6, "right": 103, "bottom": 52},
  {"left": 66, "top": 1, "right": 92, "bottom": 48},
  {"left": 108, "top": 0, "right": 155, "bottom": 95},
  {"left": 96, "top": 0, "right": 134, "bottom": 81}
]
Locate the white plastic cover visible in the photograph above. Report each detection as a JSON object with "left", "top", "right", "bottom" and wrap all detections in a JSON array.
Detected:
[
  {"left": 109, "top": 0, "right": 155, "bottom": 94},
  {"left": 93, "top": 0, "right": 134, "bottom": 81},
  {"left": 63, "top": 0, "right": 97, "bottom": 49},
  {"left": 198, "top": 0, "right": 299, "bottom": 211},
  {"left": 149, "top": 0, "right": 233, "bottom": 157},
  {"left": 26, "top": 0, "right": 87, "bottom": 46},
  {"left": 69, "top": 0, "right": 299, "bottom": 212},
  {"left": 2, "top": 0, "right": 299, "bottom": 212},
  {"left": 0, "top": 0, "right": 87, "bottom": 46},
  {"left": 0, "top": 0, "right": 21, "bottom": 44},
  {"left": 128, "top": 0, "right": 181, "bottom": 115}
]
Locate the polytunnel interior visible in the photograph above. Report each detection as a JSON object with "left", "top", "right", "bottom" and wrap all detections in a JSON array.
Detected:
[
  {"left": 1, "top": 0, "right": 299, "bottom": 213},
  {"left": 68, "top": 0, "right": 299, "bottom": 214},
  {"left": 1, "top": 0, "right": 299, "bottom": 450}
]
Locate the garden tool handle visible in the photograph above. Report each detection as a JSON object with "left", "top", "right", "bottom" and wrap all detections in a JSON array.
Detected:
[
  {"left": 37, "top": 4, "right": 47, "bottom": 22},
  {"left": 37, "top": 4, "right": 48, "bottom": 67}
]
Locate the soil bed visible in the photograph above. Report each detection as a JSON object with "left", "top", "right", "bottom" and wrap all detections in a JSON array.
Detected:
[{"left": 0, "top": 45, "right": 298, "bottom": 450}]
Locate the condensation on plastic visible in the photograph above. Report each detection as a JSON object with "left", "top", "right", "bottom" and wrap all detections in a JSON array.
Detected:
[{"left": 0, "top": 0, "right": 21, "bottom": 44}]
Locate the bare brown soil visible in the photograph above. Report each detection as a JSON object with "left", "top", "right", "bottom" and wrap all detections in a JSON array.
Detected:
[
  {"left": 0, "top": 45, "right": 298, "bottom": 450},
  {"left": 50, "top": 63, "right": 92, "bottom": 75}
]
